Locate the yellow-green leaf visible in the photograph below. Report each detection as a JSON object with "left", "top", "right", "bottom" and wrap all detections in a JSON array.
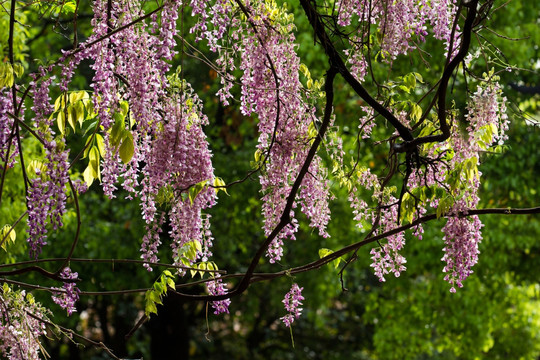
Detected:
[
  {"left": 319, "top": 248, "right": 333, "bottom": 259},
  {"left": 67, "top": 104, "right": 77, "bottom": 132},
  {"left": 213, "top": 177, "right": 229, "bottom": 195},
  {"left": 119, "top": 100, "right": 129, "bottom": 117},
  {"left": 95, "top": 134, "right": 105, "bottom": 157},
  {"left": 1, "top": 225, "right": 16, "bottom": 251},
  {"left": 57, "top": 111, "right": 66, "bottom": 135},
  {"left": 193, "top": 240, "right": 202, "bottom": 253},
  {"left": 188, "top": 180, "right": 208, "bottom": 205},
  {"left": 198, "top": 262, "right": 207, "bottom": 278},
  {"left": 54, "top": 94, "right": 66, "bottom": 112},
  {"left": 13, "top": 63, "right": 24, "bottom": 78},
  {"left": 83, "top": 165, "right": 95, "bottom": 187},
  {"left": 119, "top": 132, "right": 134, "bottom": 164},
  {"left": 74, "top": 100, "right": 85, "bottom": 127}
]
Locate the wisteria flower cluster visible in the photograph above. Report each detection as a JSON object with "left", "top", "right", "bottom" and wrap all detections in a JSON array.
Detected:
[
  {"left": 280, "top": 283, "right": 304, "bottom": 328},
  {"left": 26, "top": 69, "right": 70, "bottom": 258},
  {"left": 192, "top": 0, "right": 331, "bottom": 263},
  {"left": 207, "top": 275, "right": 231, "bottom": 315},
  {"left": 0, "top": 285, "right": 48, "bottom": 360},
  {"left": 336, "top": 0, "right": 459, "bottom": 62},
  {"left": 40, "top": 0, "right": 223, "bottom": 275},
  {"left": 0, "top": 90, "right": 21, "bottom": 171},
  {"left": 51, "top": 267, "right": 81, "bottom": 316}
]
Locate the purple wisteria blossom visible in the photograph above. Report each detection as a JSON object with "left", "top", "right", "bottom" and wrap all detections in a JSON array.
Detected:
[
  {"left": 207, "top": 276, "right": 231, "bottom": 315},
  {"left": 51, "top": 267, "right": 80, "bottom": 316},
  {"left": 0, "top": 287, "right": 48, "bottom": 359},
  {"left": 280, "top": 283, "right": 304, "bottom": 327},
  {"left": 369, "top": 203, "right": 408, "bottom": 282},
  {"left": 191, "top": 1, "right": 332, "bottom": 263},
  {"left": 441, "top": 204, "right": 484, "bottom": 293},
  {"left": 335, "top": 0, "right": 458, "bottom": 61},
  {"left": 26, "top": 70, "right": 70, "bottom": 258},
  {"left": 0, "top": 89, "right": 21, "bottom": 171}
]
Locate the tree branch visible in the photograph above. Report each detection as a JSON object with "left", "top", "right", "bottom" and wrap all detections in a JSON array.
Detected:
[
  {"left": 394, "top": 0, "right": 482, "bottom": 152},
  {"left": 299, "top": 0, "right": 414, "bottom": 142},
  {"left": 169, "top": 205, "right": 540, "bottom": 301}
]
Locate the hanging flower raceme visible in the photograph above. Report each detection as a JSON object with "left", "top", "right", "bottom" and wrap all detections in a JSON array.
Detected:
[
  {"left": 51, "top": 267, "right": 81, "bottom": 316},
  {"left": 140, "top": 85, "right": 217, "bottom": 270},
  {"left": 83, "top": 0, "right": 181, "bottom": 198},
  {"left": 239, "top": 3, "right": 331, "bottom": 262},
  {"left": 26, "top": 69, "right": 70, "bottom": 259},
  {"left": 207, "top": 275, "right": 231, "bottom": 315},
  {"left": 437, "top": 79, "right": 508, "bottom": 291},
  {"left": 0, "top": 90, "right": 21, "bottom": 171},
  {"left": 335, "top": 0, "right": 458, "bottom": 63},
  {"left": 441, "top": 202, "right": 484, "bottom": 293},
  {"left": 280, "top": 283, "right": 304, "bottom": 327},
  {"left": 369, "top": 200, "right": 408, "bottom": 282},
  {"left": 191, "top": 1, "right": 331, "bottom": 263}
]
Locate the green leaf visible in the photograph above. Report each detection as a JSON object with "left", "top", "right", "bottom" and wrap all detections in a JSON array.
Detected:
[
  {"left": 198, "top": 262, "right": 207, "bottom": 278},
  {"left": 410, "top": 103, "right": 422, "bottom": 123},
  {"left": 193, "top": 240, "right": 202, "bottom": 253},
  {"left": 95, "top": 134, "right": 106, "bottom": 157},
  {"left": 83, "top": 120, "right": 99, "bottom": 136},
  {"left": 188, "top": 180, "right": 209, "bottom": 205},
  {"left": 27, "top": 160, "right": 46, "bottom": 175},
  {"left": 145, "top": 298, "right": 158, "bottom": 316},
  {"left": 436, "top": 196, "right": 453, "bottom": 219},
  {"left": 74, "top": 100, "right": 85, "bottom": 127},
  {"left": 119, "top": 100, "right": 129, "bottom": 118},
  {"left": 88, "top": 146, "right": 101, "bottom": 182},
  {"left": 319, "top": 248, "right": 334, "bottom": 259},
  {"left": 404, "top": 73, "right": 417, "bottom": 90},
  {"left": 213, "top": 177, "right": 229, "bottom": 195},
  {"left": 57, "top": 111, "right": 66, "bottom": 135},
  {"left": 59, "top": 0, "right": 76, "bottom": 14},
  {"left": 153, "top": 282, "right": 164, "bottom": 294},
  {"left": 398, "top": 85, "right": 410, "bottom": 93},
  {"left": 119, "top": 132, "right": 134, "bottom": 164},
  {"left": 399, "top": 193, "right": 415, "bottom": 224},
  {"left": 186, "top": 248, "right": 197, "bottom": 261},
  {"left": 69, "top": 91, "right": 84, "bottom": 104},
  {"left": 67, "top": 104, "right": 77, "bottom": 131},
  {"left": 299, "top": 63, "right": 309, "bottom": 77},
  {"left": 110, "top": 119, "right": 125, "bottom": 148},
  {"left": 83, "top": 99, "right": 95, "bottom": 118},
  {"left": 54, "top": 94, "right": 65, "bottom": 112},
  {"left": 13, "top": 63, "right": 24, "bottom": 78},
  {"left": 83, "top": 165, "right": 95, "bottom": 187},
  {"left": 1, "top": 225, "right": 16, "bottom": 251},
  {"left": 0, "top": 63, "right": 14, "bottom": 88}
]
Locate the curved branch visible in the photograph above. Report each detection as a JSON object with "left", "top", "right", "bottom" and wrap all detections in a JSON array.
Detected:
[
  {"left": 170, "top": 205, "right": 540, "bottom": 301},
  {"left": 299, "top": 0, "right": 414, "bottom": 142},
  {"left": 394, "top": 0, "right": 482, "bottom": 152},
  {"left": 0, "top": 266, "right": 77, "bottom": 283}
]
